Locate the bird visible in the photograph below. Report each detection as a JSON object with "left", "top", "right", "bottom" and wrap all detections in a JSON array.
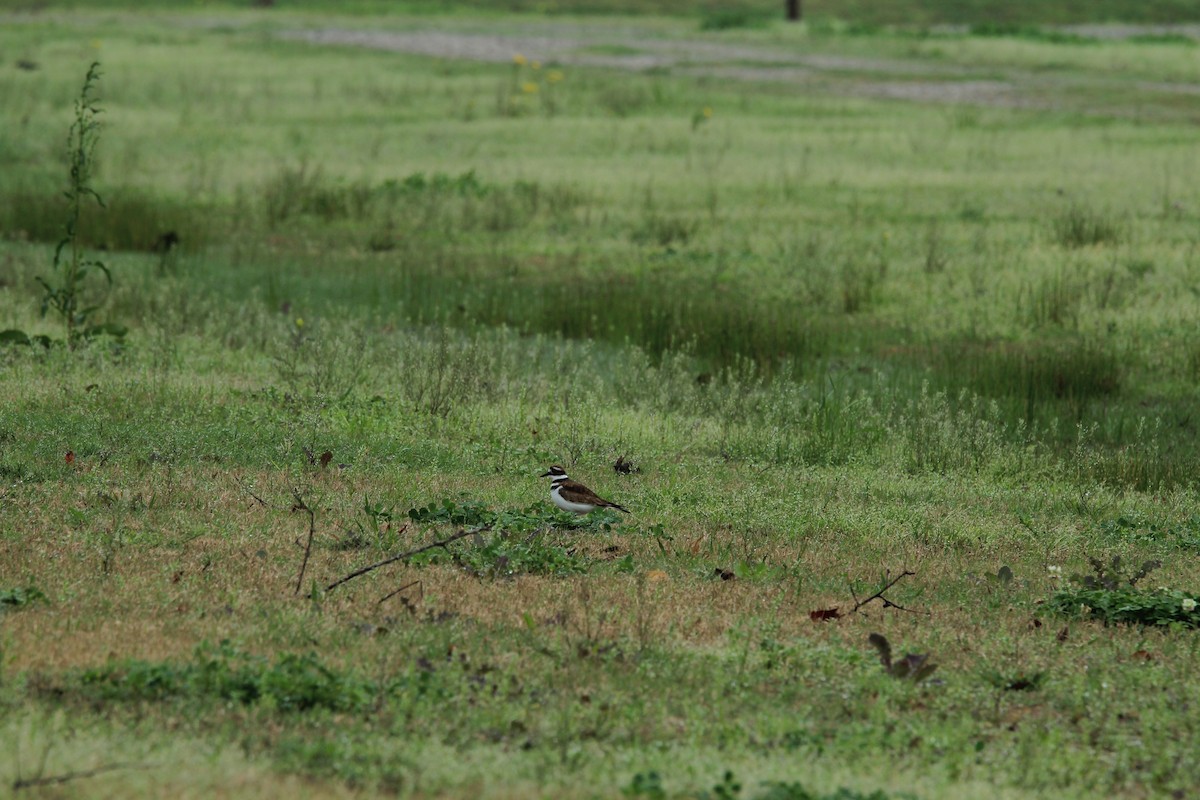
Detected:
[{"left": 540, "top": 465, "right": 629, "bottom": 515}]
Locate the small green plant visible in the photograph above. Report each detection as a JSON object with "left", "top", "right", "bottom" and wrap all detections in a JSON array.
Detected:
[
  {"left": 408, "top": 497, "right": 620, "bottom": 533},
  {"left": 421, "top": 529, "right": 590, "bottom": 577},
  {"left": 35, "top": 62, "right": 123, "bottom": 348},
  {"left": 1048, "top": 555, "right": 1199, "bottom": 628},
  {"left": 703, "top": 770, "right": 742, "bottom": 800},
  {"left": 73, "top": 641, "right": 378, "bottom": 712},
  {"left": 409, "top": 497, "right": 496, "bottom": 528},
  {"left": 0, "top": 585, "right": 48, "bottom": 611},
  {"left": 336, "top": 497, "right": 402, "bottom": 551},
  {"left": 623, "top": 771, "right": 666, "bottom": 799},
  {"left": 405, "top": 498, "right": 611, "bottom": 576},
  {"left": 756, "top": 784, "right": 912, "bottom": 800}
]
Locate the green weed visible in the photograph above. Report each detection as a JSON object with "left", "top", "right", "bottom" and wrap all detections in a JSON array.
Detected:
[
  {"left": 0, "top": 586, "right": 48, "bottom": 611},
  {"left": 1048, "top": 555, "right": 1198, "bottom": 628},
  {"left": 270, "top": 317, "right": 369, "bottom": 406},
  {"left": 755, "top": 783, "right": 913, "bottom": 800},
  {"left": 699, "top": 10, "right": 769, "bottom": 31},
  {"left": 624, "top": 770, "right": 666, "bottom": 798},
  {"left": 408, "top": 497, "right": 620, "bottom": 534},
  {"left": 72, "top": 642, "right": 378, "bottom": 712},
  {"left": 1096, "top": 514, "right": 1200, "bottom": 551},
  {"left": 35, "top": 62, "right": 123, "bottom": 348},
  {"left": 1050, "top": 586, "right": 1199, "bottom": 628}
]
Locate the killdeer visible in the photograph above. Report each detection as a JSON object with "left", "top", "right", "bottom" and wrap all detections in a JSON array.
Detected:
[{"left": 540, "top": 465, "right": 629, "bottom": 515}]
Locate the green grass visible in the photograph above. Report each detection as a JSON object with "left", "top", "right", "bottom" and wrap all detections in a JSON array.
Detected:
[{"left": 3, "top": 5, "right": 1200, "bottom": 800}]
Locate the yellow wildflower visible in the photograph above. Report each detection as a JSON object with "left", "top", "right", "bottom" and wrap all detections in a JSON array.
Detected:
[
  {"left": 531, "top": 61, "right": 541, "bottom": 70},
  {"left": 512, "top": 53, "right": 527, "bottom": 65},
  {"left": 522, "top": 82, "right": 539, "bottom": 94},
  {"left": 547, "top": 70, "right": 564, "bottom": 83}
]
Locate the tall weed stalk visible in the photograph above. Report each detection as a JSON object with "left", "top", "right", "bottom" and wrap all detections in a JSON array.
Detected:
[{"left": 37, "top": 62, "right": 118, "bottom": 348}]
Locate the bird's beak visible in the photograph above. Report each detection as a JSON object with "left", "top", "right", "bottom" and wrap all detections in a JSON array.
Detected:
[{"left": 539, "top": 470, "right": 553, "bottom": 478}]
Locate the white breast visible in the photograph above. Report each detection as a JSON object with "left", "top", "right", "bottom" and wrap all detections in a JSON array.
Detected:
[{"left": 551, "top": 485, "right": 596, "bottom": 514}]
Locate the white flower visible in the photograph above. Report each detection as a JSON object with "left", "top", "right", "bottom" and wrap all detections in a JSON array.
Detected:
[
  {"left": 1047, "top": 565, "right": 1062, "bottom": 579},
  {"left": 1183, "top": 598, "right": 1197, "bottom": 613}
]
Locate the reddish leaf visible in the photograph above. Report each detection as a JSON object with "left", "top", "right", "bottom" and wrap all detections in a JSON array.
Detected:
[
  {"left": 319, "top": 450, "right": 333, "bottom": 468},
  {"left": 810, "top": 607, "right": 842, "bottom": 622},
  {"left": 65, "top": 450, "right": 75, "bottom": 465}
]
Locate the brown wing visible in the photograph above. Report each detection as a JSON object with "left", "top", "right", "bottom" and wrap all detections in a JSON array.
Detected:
[{"left": 558, "top": 480, "right": 629, "bottom": 513}]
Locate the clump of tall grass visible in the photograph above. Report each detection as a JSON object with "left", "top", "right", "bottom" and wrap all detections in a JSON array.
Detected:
[
  {"left": 699, "top": 9, "right": 769, "bottom": 30},
  {"left": 0, "top": 188, "right": 212, "bottom": 255},
  {"left": 968, "top": 23, "right": 1090, "bottom": 44},
  {"left": 894, "top": 386, "right": 1016, "bottom": 475},
  {"left": 1050, "top": 202, "right": 1125, "bottom": 248},
  {"left": 1017, "top": 269, "right": 1084, "bottom": 328},
  {"left": 260, "top": 161, "right": 378, "bottom": 226},
  {"left": 924, "top": 337, "right": 1120, "bottom": 422},
  {"left": 270, "top": 316, "right": 369, "bottom": 407},
  {"left": 1072, "top": 417, "right": 1194, "bottom": 492},
  {"left": 258, "top": 165, "right": 587, "bottom": 238}
]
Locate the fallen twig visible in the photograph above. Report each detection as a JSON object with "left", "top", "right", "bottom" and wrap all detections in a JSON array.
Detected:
[
  {"left": 377, "top": 580, "right": 422, "bottom": 606},
  {"left": 849, "top": 569, "right": 917, "bottom": 615},
  {"left": 326, "top": 525, "right": 491, "bottom": 593},
  {"left": 234, "top": 476, "right": 270, "bottom": 508},
  {"left": 14, "top": 762, "right": 155, "bottom": 791}
]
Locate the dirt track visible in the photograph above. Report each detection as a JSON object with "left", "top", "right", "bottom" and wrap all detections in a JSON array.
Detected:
[{"left": 279, "top": 23, "right": 1200, "bottom": 116}]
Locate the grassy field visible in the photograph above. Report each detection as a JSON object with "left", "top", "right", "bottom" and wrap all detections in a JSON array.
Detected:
[{"left": 3, "top": 4, "right": 1200, "bottom": 799}]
